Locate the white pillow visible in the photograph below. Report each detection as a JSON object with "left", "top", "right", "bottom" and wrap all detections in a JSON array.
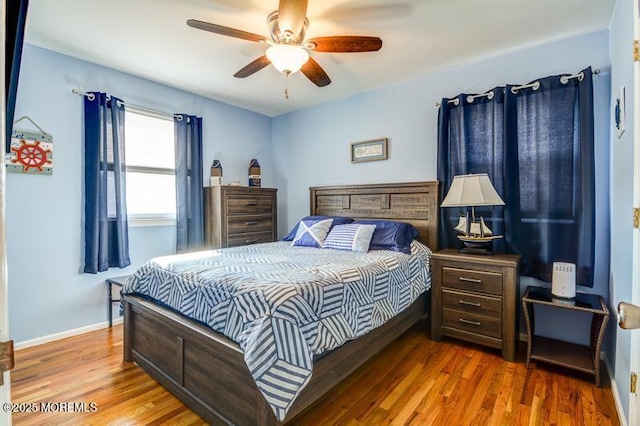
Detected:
[
  {"left": 292, "top": 218, "right": 333, "bottom": 248},
  {"left": 323, "top": 224, "right": 377, "bottom": 253}
]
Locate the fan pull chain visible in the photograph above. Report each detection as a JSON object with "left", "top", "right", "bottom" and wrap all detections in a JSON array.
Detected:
[{"left": 284, "top": 72, "right": 290, "bottom": 100}]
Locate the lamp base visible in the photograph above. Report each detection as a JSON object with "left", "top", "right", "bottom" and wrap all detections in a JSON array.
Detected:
[
  {"left": 456, "top": 234, "right": 502, "bottom": 256},
  {"left": 459, "top": 247, "right": 494, "bottom": 255}
]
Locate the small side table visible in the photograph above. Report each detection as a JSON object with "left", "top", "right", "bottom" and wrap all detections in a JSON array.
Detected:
[
  {"left": 107, "top": 275, "right": 130, "bottom": 327},
  {"left": 522, "top": 286, "right": 609, "bottom": 386}
]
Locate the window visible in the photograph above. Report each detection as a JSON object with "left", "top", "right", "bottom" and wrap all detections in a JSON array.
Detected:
[{"left": 124, "top": 108, "right": 175, "bottom": 226}]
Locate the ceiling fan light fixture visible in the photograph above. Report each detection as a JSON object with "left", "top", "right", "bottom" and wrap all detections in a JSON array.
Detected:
[{"left": 266, "top": 44, "right": 309, "bottom": 74}]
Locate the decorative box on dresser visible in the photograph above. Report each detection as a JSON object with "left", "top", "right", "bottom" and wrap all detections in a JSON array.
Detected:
[
  {"left": 204, "top": 186, "right": 277, "bottom": 249},
  {"left": 430, "top": 249, "right": 521, "bottom": 361}
]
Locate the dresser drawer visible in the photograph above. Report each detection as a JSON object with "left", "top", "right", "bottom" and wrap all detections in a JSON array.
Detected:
[
  {"left": 443, "top": 309, "right": 502, "bottom": 339},
  {"left": 442, "top": 289, "right": 501, "bottom": 319},
  {"left": 227, "top": 215, "right": 274, "bottom": 234},
  {"left": 226, "top": 195, "right": 274, "bottom": 215},
  {"left": 226, "top": 232, "right": 274, "bottom": 247},
  {"left": 442, "top": 266, "right": 502, "bottom": 296}
]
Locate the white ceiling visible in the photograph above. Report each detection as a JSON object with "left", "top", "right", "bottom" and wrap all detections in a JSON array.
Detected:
[{"left": 25, "top": 0, "right": 615, "bottom": 117}]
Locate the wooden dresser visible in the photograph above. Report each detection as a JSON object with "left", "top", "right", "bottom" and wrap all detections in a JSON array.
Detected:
[
  {"left": 430, "top": 249, "right": 520, "bottom": 361},
  {"left": 204, "top": 186, "right": 277, "bottom": 249}
]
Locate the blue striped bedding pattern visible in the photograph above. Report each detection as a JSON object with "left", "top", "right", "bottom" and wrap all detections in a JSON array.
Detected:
[{"left": 121, "top": 240, "right": 432, "bottom": 421}]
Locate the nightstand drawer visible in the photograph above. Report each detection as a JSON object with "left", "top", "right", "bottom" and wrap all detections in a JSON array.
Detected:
[
  {"left": 442, "top": 266, "right": 502, "bottom": 296},
  {"left": 227, "top": 215, "right": 274, "bottom": 234},
  {"left": 442, "top": 289, "right": 501, "bottom": 319},
  {"left": 226, "top": 195, "right": 274, "bottom": 214},
  {"left": 443, "top": 309, "right": 501, "bottom": 338},
  {"left": 226, "top": 231, "right": 274, "bottom": 247}
]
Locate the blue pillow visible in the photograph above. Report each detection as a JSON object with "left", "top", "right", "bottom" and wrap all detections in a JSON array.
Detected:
[
  {"left": 283, "top": 216, "right": 354, "bottom": 241},
  {"left": 353, "top": 220, "right": 419, "bottom": 254},
  {"left": 323, "top": 224, "right": 377, "bottom": 253},
  {"left": 292, "top": 218, "right": 333, "bottom": 248}
]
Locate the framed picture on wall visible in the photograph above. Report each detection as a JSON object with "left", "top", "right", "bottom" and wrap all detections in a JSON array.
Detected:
[
  {"left": 351, "top": 138, "right": 388, "bottom": 163},
  {"left": 615, "top": 86, "right": 626, "bottom": 138}
]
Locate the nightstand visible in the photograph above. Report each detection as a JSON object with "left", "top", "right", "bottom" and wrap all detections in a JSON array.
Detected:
[
  {"left": 430, "top": 249, "right": 521, "bottom": 361},
  {"left": 522, "top": 286, "right": 609, "bottom": 386},
  {"left": 107, "top": 275, "right": 130, "bottom": 327}
]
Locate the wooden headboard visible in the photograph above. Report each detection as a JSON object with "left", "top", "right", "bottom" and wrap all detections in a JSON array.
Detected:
[{"left": 310, "top": 181, "right": 439, "bottom": 251}]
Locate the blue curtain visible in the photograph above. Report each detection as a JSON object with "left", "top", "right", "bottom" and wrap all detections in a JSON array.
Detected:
[
  {"left": 5, "top": 0, "right": 29, "bottom": 153},
  {"left": 174, "top": 114, "right": 204, "bottom": 252},
  {"left": 83, "top": 92, "right": 130, "bottom": 273},
  {"left": 437, "top": 67, "right": 595, "bottom": 287},
  {"left": 437, "top": 88, "right": 506, "bottom": 252}
]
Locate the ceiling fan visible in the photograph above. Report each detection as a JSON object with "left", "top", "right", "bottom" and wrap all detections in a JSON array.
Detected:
[{"left": 186, "top": 0, "right": 383, "bottom": 89}]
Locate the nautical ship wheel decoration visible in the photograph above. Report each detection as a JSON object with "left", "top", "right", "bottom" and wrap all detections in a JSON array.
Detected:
[
  {"left": 6, "top": 116, "right": 54, "bottom": 175},
  {"left": 10, "top": 139, "right": 52, "bottom": 172}
]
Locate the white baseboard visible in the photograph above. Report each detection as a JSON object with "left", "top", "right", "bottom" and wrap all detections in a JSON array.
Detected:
[
  {"left": 14, "top": 317, "right": 123, "bottom": 351},
  {"left": 604, "top": 354, "right": 628, "bottom": 426}
]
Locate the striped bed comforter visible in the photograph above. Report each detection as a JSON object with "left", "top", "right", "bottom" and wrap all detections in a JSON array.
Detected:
[{"left": 121, "top": 240, "right": 432, "bottom": 421}]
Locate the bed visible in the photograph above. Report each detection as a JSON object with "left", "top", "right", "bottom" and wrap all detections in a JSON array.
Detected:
[{"left": 122, "top": 181, "right": 439, "bottom": 425}]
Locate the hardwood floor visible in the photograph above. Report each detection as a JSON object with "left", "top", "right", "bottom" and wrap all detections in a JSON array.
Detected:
[{"left": 11, "top": 321, "right": 619, "bottom": 425}]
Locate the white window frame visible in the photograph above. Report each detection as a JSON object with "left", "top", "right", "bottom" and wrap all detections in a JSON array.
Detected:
[{"left": 125, "top": 107, "right": 176, "bottom": 227}]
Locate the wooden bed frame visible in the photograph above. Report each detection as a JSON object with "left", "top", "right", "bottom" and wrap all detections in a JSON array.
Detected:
[{"left": 123, "top": 181, "right": 439, "bottom": 425}]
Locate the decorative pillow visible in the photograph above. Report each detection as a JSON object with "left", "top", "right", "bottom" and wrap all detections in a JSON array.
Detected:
[
  {"left": 323, "top": 224, "right": 377, "bottom": 253},
  {"left": 353, "top": 220, "right": 420, "bottom": 254},
  {"left": 291, "top": 218, "right": 333, "bottom": 248},
  {"left": 282, "top": 216, "right": 354, "bottom": 241}
]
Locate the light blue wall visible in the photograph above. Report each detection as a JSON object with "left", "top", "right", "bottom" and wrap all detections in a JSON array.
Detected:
[
  {"left": 8, "top": 44, "right": 272, "bottom": 343},
  {"left": 608, "top": 0, "right": 635, "bottom": 422},
  {"left": 273, "top": 31, "right": 610, "bottom": 242}
]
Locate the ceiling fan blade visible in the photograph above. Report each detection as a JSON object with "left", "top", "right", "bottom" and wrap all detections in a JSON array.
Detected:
[
  {"left": 234, "top": 55, "right": 271, "bottom": 78},
  {"left": 187, "top": 19, "right": 267, "bottom": 43},
  {"left": 307, "top": 36, "right": 383, "bottom": 53},
  {"left": 301, "top": 57, "right": 331, "bottom": 87},
  {"left": 278, "top": 0, "right": 308, "bottom": 38}
]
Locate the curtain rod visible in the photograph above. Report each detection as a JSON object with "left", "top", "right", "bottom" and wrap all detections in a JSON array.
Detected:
[
  {"left": 434, "top": 68, "right": 601, "bottom": 107},
  {"left": 71, "top": 89, "right": 177, "bottom": 120}
]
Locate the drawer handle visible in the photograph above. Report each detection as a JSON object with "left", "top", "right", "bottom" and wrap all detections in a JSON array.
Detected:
[
  {"left": 459, "top": 300, "right": 481, "bottom": 307},
  {"left": 246, "top": 202, "right": 258, "bottom": 206},
  {"left": 245, "top": 221, "right": 259, "bottom": 226},
  {"left": 245, "top": 239, "right": 259, "bottom": 244},
  {"left": 459, "top": 318, "right": 481, "bottom": 326},
  {"left": 459, "top": 277, "right": 482, "bottom": 284}
]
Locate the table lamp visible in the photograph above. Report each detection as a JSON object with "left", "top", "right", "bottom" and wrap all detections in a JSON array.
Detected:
[{"left": 441, "top": 173, "right": 505, "bottom": 254}]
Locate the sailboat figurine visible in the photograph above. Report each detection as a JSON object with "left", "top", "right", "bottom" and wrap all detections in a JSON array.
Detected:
[
  {"left": 455, "top": 215, "right": 503, "bottom": 254},
  {"left": 454, "top": 215, "right": 493, "bottom": 236}
]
